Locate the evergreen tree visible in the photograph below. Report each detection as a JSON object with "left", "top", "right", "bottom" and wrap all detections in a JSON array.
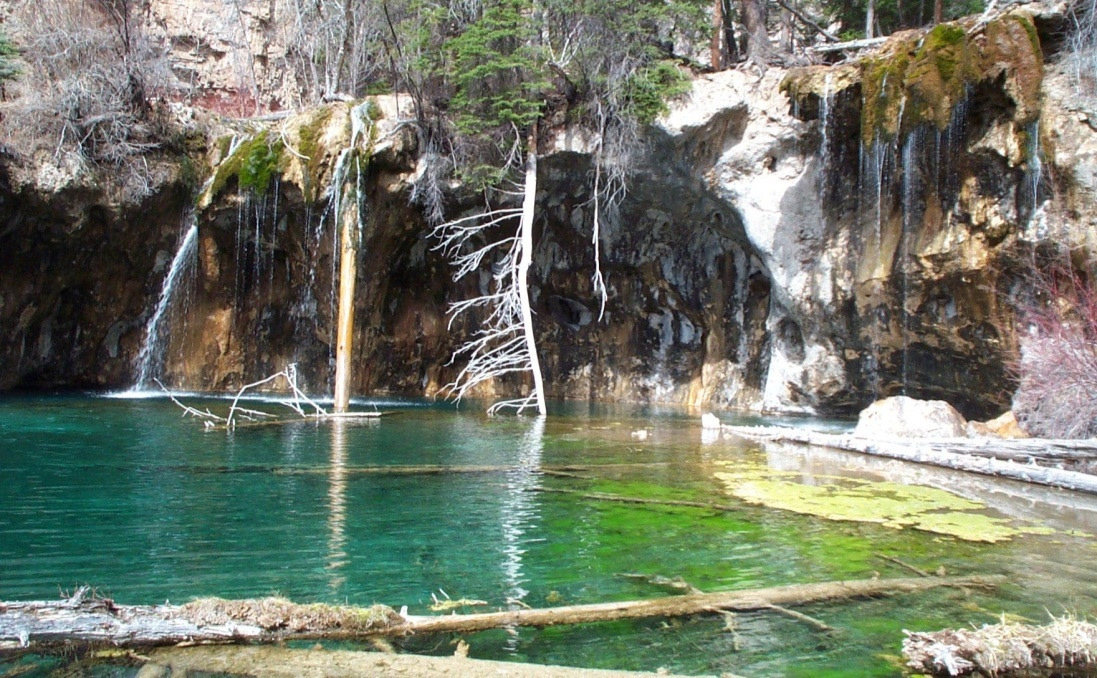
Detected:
[{"left": 0, "top": 32, "right": 19, "bottom": 88}]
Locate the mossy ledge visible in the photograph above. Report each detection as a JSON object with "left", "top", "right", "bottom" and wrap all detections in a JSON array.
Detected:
[
  {"left": 782, "top": 10, "right": 1044, "bottom": 144},
  {"left": 207, "top": 130, "right": 286, "bottom": 200}
]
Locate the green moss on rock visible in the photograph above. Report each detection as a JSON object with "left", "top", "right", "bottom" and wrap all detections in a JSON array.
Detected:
[
  {"left": 785, "top": 13, "right": 1044, "bottom": 146},
  {"left": 209, "top": 131, "right": 285, "bottom": 199},
  {"left": 297, "top": 107, "right": 334, "bottom": 203}
]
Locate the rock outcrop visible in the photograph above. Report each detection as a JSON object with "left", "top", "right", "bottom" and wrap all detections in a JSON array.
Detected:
[{"left": 1, "top": 3, "right": 1095, "bottom": 418}]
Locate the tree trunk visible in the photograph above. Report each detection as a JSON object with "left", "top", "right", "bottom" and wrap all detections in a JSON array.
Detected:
[
  {"left": 933, "top": 0, "right": 943, "bottom": 24},
  {"left": 333, "top": 176, "right": 358, "bottom": 413},
  {"left": 866, "top": 0, "right": 876, "bottom": 38},
  {"left": 518, "top": 124, "right": 546, "bottom": 416},
  {"left": 740, "top": 0, "right": 773, "bottom": 62},
  {"left": 1, "top": 576, "right": 1002, "bottom": 650},
  {"left": 724, "top": 425, "right": 1097, "bottom": 494},
  {"left": 712, "top": 0, "right": 724, "bottom": 69}
]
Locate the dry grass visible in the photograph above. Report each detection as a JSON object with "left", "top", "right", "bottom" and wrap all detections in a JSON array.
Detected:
[
  {"left": 179, "top": 597, "right": 401, "bottom": 634},
  {"left": 904, "top": 614, "right": 1097, "bottom": 676}
]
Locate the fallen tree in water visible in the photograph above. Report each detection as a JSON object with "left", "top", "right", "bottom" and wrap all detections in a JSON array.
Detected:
[
  {"left": 724, "top": 425, "right": 1097, "bottom": 494},
  {"left": 903, "top": 615, "right": 1097, "bottom": 676},
  {"left": 1, "top": 576, "right": 1002, "bottom": 650}
]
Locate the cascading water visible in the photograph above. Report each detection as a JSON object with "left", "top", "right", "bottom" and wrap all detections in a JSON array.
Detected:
[
  {"left": 133, "top": 215, "right": 199, "bottom": 390},
  {"left": 899, "top": 130, "right": 922, "bottom": 394},
  {"left": 819, "top": 73, "right": 833, "bottom": 171}
]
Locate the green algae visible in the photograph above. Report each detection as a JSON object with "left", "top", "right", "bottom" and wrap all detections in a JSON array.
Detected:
[{"left": 715, "top": 463, "right": 1052, "bottom": 543}]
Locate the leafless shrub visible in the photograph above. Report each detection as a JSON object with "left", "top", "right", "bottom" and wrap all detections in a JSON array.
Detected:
[
  {"left": 1012, "top": 252, "right": 1097, "bottom": 439},
  {"left": 1066, "top": 0, "right": 1097, "bottom": 114},
  {"left": 1, "top": 0, "right": 176, "bottom": 200},
  {"left": 276, "top": 0, "right": 390, "bottom": 106}
]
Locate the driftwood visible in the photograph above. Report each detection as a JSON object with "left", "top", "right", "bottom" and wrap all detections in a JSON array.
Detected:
[
  {"left": 903, "top": 616, "right": 1097, "bottom": 677},
  {"left": 1, "top": 576, "right": 1001, "bottom": 651},
  {"left": 725, "top": 426, "right": 1097, "bottom": 494},
  {"left": 161, "top": 365, "right": 389, "bottom": 431},
  {"left": 812, "top": 36, "right": 889, "bottom": 53}
]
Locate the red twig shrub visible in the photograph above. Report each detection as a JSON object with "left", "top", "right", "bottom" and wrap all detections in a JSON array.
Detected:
[{"left": 1012, "top": 257, "right": 1097, "bottom": 439}]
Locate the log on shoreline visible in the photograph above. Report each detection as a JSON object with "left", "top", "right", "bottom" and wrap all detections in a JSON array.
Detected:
[
  {"left": 724, "top": 426, "right": 1097, "bottom": 494},
  {"left": 903, "top": 616, "right": 1097, "bottom": 677},
  {"left": 0, "top": 576, "right": 1002, "bottom": 650}
]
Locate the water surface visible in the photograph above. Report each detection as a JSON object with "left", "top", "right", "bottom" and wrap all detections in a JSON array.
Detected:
[{"left": 2, "top": 394, "right": 1097, "bottom": 676}]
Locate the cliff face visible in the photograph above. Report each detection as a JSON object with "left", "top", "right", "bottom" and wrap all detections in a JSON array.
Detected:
[{"left": 1, "top": 3, "right": 1095, "bottom": 418}]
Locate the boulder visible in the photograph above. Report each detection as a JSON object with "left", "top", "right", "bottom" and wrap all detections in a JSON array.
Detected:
[
  {"left": 853, "top": 396, "right": 968, "bottom": 439},
  {"left": 968, "top": 411, "right": 1030, "bottom": 439}
]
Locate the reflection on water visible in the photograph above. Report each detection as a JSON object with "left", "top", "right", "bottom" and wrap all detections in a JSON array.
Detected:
[
  {"left": 327, "top": 419, "right": 348, "bottom": 592},
  {"left": 499, "top": 416, "right": 544, "bottom": 618},
  {"left": 3, "top": 395, "right": 1097, "bottom": 677}
]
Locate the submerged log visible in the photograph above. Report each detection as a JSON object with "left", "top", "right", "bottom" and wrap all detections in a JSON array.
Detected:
[
  {"left": 903, "top": 616, "right": 1097, "bottom": 677},
  {"left": 725, "top": 426, "right": 1097, "bottom": 494},
  {"left": 0, "top": 576, "right": 1002, "bottom": 650}
]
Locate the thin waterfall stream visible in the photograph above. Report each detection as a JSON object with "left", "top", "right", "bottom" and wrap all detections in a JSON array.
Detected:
[{"left": 133, "top": 217, "right": 199, "bottom": 390}]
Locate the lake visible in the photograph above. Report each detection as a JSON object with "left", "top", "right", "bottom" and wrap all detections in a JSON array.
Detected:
[{"left": 3, "top": 393, "right": 1097, "bottom": 676}]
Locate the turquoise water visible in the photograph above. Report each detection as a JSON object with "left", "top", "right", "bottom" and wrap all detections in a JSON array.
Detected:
[{"left": 3, "top": 394, "right": 1097, "bottom": 676}]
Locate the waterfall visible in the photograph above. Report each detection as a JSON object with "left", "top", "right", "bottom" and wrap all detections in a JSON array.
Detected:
[
  {"left": 899, "top": 131, "right": 922, "bottom": 394},
  {"left": 134, "top": 216, "right": 199, "bottom": 390},
  {"left": 819, "top": 73, "right": 833, "bottom": 170}
]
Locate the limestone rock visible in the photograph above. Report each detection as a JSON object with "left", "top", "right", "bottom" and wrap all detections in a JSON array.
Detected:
[
  {"left": 854, "top": 396, "right": 968, "bottom": 439},
  {"left": 969, "top": 411, "right": 1030, "bottom": 439}
]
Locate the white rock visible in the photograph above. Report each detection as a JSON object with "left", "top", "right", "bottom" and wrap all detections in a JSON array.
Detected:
[
  {"left": 701, "top": 413, "right": 722, "bottom": 429},
  {"left": 853, "top": 396, "right": 968, "bottom": 439}
]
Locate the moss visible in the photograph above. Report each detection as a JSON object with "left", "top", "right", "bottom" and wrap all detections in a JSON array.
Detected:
[
  {"left": 861, "top": 48, "right": 914, "bottom": 143},
  {"left": 298, "top": 107, "right": 334, "bottom": 203},
  {"left": 1010, "top": 13, "right": 1042, "bottom": 59},
  {"left": 923, "top": 23, "right": 968, "bottom": 81},
  {"left": 982, "top": 14, "right": 1044, "bottom": 124},
  {"left": 209, "top": 131, "right": 285, "bottom": 198},
  {"left": 216, "top": 135, "right": 234, "bottom": 160},
  {"left": 903, "top": 23, "right": 973, "bottom": 130},
  {"left": 239, "top": 134, "right": 284, "bottom": 193}
]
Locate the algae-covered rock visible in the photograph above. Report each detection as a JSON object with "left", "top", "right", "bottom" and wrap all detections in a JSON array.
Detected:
[{"left": 716, "top": 461, "right": 1052, "bottom": 543}]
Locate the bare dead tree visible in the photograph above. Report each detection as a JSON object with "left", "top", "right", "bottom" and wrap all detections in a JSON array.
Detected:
[
  {"left": 430, "top": 126, "right": 545, "bottom": 416},
  {"left": 1067, "top": 0, "right": 1097, "bottom": 115},
  {"left": 277, "top": 0, "right": 389, "bottom": 106}
]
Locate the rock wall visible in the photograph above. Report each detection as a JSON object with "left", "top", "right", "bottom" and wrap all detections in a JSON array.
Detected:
[{"left": 2, "top": 3, "right": 1096, "bottom": 418}]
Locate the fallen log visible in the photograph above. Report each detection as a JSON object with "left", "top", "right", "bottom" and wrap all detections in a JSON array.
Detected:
[
  {"left": 725, "top": 426, "right": 1097, "bottom": 494},
  {"left": 143, "top": 645, "right": 709, "bottom": 678},
  {"left": 903, "top": 616, "right": 1097, "bottom": 677},
  {"left": 0, "top": 576, "right": 1002, "bottom": 650},
  {"left": 812, "top": 36, "right": 888, "bottom": 53}
]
